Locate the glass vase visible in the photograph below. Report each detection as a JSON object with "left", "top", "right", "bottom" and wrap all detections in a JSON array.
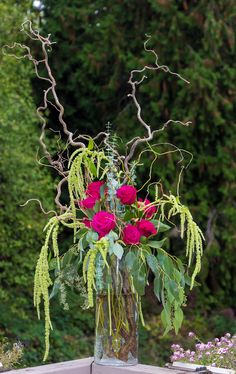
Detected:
[{"left": 94, "top": 259, "right": 138, "bottom": 366}]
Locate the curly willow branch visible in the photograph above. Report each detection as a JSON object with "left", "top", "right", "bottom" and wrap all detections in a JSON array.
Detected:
[
  {"left": 20, "top": 199, "right": 57, "bottom": 216},
  {"left": 135, "top": 142, "right": 193, "bottom": 196},
  {"left": 124, "top": 35, "right": 191, "bottom": 172},
  {"left": 2, "top": 20, "right": 90, "bottom": 209}
]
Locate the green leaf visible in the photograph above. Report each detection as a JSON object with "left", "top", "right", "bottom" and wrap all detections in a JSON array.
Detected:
[
  {"left": 173, "top": 307, "right": 184, "bottom": 334},
  {"left": 176, "top": 258, "right": 185, "bottom": 273},
  {"left": 141, "top": 244, "right": 152, "bottom": 256},
  {"left": 161, "top": 304, "right": 172, "bottom": 334},
  {"left": 107, "top": 231, "right": 119, "bottom": 241},
  {"left": 107, "top": 231, "right": 119, "bottom": 254},
  {"left": 76, "top": 228, "right": 88, "bottom": 239},
  {"left": 78, "top": 237, "right": 84, "bottom": 251},
  {"left": 146, "top": 254, "right": 158, "bottom": 274},
  {"left": 88, "top": 159, "right": 97, "bottom": 177},
  {"left": 112, "top": 243, "right": 124, "bottom": 260},
  {"left": 93, "top": 200, "right": 100, "bottom": 213},
  {"left": 78, "top": 235, "right": 89, "bottom": 252},
  {"left": 154, "top": 273, "right": 162, "bottom": 301},
  {"left": 86, "top": 231, "right": 99, "bottom": 243},
  {"left": 123, "top": 211, "right": 135, "bottom": 221},
  {"left": 148, "top": 239, "right": 166, "bottom": 249},
  {"left": 158, "top": 222, "right": 172, "bottom": 232},
  {"left": 85, "top": 210, "right": 94, "bottom": 219},
  {"left": 125, "top": 251, "right": 136, "bottom": 271},
  {"left": 166, "top": 279, "right": 179, "bottom": 301},
  {"left": 161, "top": 308, "right": 168, "bottom": 328},
  {"left": 185, "top": 274, "right": 200, "bottom": 287},
  {"left": 151, "top": 220, "right": 171, "bottom": 232},
  {"left": 173, "top": 268, "right": 183, "bottom": 284},
  {"left": 157, "top": 252, "right": 174, "bottom": 276},
  {"left": 49, "top": 258, "right": 58, "bottom": 271},
  {"left": 133, "top": 264, "right": 146, "bottom": 296},
  {"left": 49, "top": 280, "right": 60, "bottom": 300},
  {"left": 105, "top": 273, "right": 112, "bottom": 285},
  {"left": 62, "top": 249, "right": 74, "bottom": 267},
  {"left": 88, "top": 138, "right": 94, "bottom": 150},
  {"left": 100, "top": 184, "right": 106, "bottom": 199},
  {"left": 140, "top": 236, "right": 147, "bottom": 244}
]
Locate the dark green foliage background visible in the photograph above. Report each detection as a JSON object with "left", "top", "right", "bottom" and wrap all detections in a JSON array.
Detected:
[{"left": 1, "top": 0, "right": 236, "bottom": 368}]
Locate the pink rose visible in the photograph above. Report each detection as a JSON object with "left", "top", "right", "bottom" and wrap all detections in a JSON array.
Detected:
[
  {"left": 138, "top": 198, "right": 157, "bottom": 218},
  {"left": 136, "top": 219, "right": 157, "bottom": 237},
  {"left": 86, "top": 181, "right": 104, "bottom": 199},
  {"left": 123, "top": 224, "right": 141, "bottom": 245},
  {"left": 91, "top": 211, "right": 116, "bottom": 237},
  {"left": 116, "top": 185, "right": 137, "bottom": 205},
  {"left": 79, "top": 181, "right": 104, "bottom": 209},
  {"left": 83, "top": 218, "right": 92, "bottom": 228},
  {"left": 80, "top": 197, "right": 97, "bottom": 209}
]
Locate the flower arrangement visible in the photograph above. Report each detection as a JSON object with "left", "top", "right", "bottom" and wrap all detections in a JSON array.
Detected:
[
  {"left": 33, "top": 143, "right": 204, "bottom": 364},
  {"left": 6, "top": 21, "right": 205, "bottom": 365},
  {"left": 170, "top": 332, "right": 236, "bottom": 370}
]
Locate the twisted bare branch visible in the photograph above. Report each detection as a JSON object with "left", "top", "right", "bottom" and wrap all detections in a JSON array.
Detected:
[
  {"left": 124, "top": 35, "right": 191, "bottom": 172},
  {"left": 4, "top": 24, "right": 193, "bottom": 212},
  {"left": 4, "top": 21, "right": 84, "bottom": 164},
  {"left": 55, "top": 177, "right": 68, "bottom": 212},
  {"left": 20, "top": 199, "right": 57, "bottom": 216},
  {"left": 3, "top": 20, "right": 89, "bottom": 210}
]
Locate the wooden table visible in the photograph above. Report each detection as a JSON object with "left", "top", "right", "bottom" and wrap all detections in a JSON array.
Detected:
[{"left": 7, "top": 357, "right": 186, "bottom": 374}]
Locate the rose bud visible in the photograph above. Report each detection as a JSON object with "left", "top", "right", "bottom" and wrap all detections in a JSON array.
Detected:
[
  {"left": 91, "top": 211, "right": 116, "bottom": 237},
  {"left": 80, "top": 197, "right": 97, "bottom": 209},
  {"left": 116, "top": 185, "right": 137, "bottom": 205},
  {"left": 138, "top": 198, "right": 157, "bottom": 218},
  {"left": 136, "top": 219, "right": 157, "bottom": 237},
  {"left": 123, "top": 224, "right": 141, "bottom": 245},
  {"left": 82, "top": 218, "right": 92, "bottom": 228},
  {"left": 86, "top": 181, "right": 104, "bottom": 199}
]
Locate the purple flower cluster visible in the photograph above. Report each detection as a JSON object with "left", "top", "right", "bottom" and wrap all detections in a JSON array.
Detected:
[{"left": 170, "top": 332, "right": 236, "bottom": 369}]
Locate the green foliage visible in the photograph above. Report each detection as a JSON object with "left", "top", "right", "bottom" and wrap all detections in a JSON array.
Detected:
[{"left": 145, "top": 248, "right": 186, "bottom": 335}]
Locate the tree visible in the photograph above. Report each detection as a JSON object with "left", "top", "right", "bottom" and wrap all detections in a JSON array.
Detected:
[{"left": 0, "top": 0, "right": 55, "bottom": 365}]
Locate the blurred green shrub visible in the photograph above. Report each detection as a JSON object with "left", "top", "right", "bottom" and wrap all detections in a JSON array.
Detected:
[{"left": 0, "top": 0, "right": 54, "bottom": 366}]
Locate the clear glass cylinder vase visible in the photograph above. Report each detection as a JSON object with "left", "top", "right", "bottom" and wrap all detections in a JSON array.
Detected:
[{"left": 94, "top": 259, "right": 138, "bottom": 366}]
